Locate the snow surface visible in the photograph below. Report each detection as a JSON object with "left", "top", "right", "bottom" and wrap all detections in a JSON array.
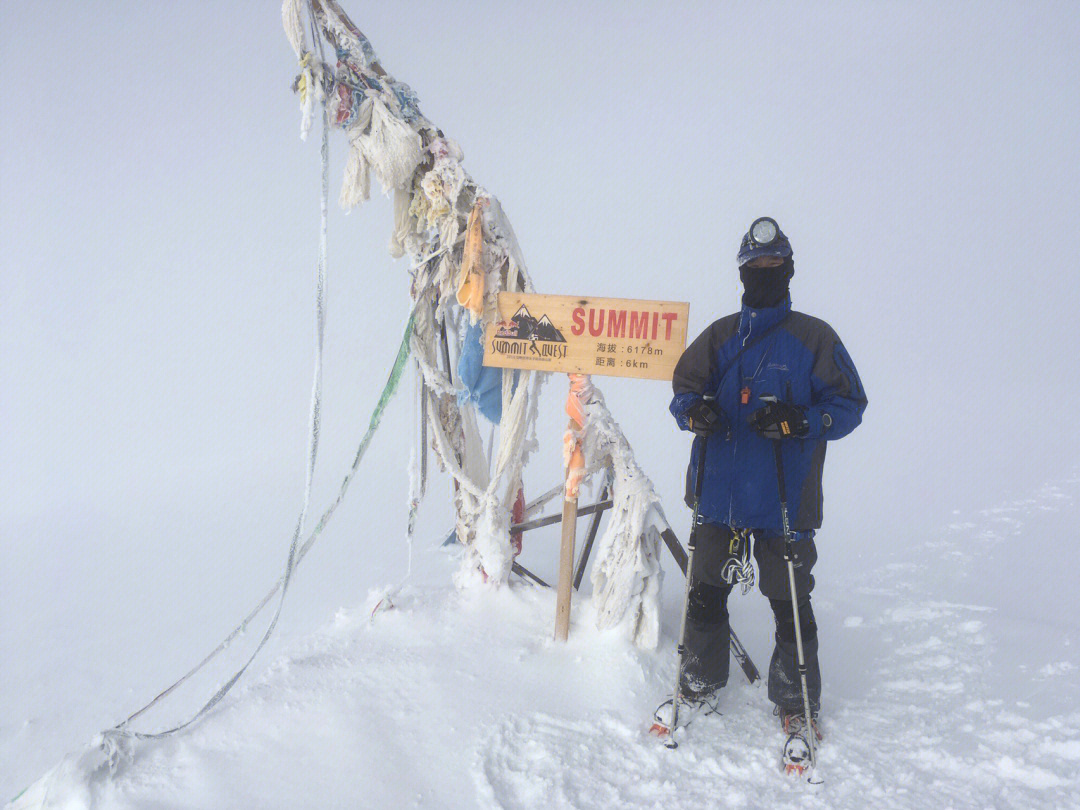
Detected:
[{"left": 9, "top": 472, "right": 1080, "bottom": 809}]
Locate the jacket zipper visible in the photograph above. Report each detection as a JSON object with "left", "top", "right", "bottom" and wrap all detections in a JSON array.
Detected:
[
  {"left": 730, "top": 313, "right": 756, "bottom": 522},
  {"left": 729, "top": 317, "right": 754, "bottom": 524},
  {"left": 728, "top": 392, "right": 737, "bottom": 526}
]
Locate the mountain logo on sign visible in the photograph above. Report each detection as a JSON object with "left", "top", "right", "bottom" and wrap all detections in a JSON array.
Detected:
[{"left": 497, "top": 305, "right": 567, "bottom": 342}]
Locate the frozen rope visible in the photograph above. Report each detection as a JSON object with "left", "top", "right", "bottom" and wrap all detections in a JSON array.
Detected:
[
  {"left": 404, "top": 363, "right": 428, "bottom": 579},
  {"left": 282, "top": 0, "right": 307, "bottom": 59}
]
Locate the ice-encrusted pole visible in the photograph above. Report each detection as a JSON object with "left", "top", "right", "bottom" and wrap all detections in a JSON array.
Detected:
[{"left": 285, "top": 0, "right": 665, "bottom": 646}]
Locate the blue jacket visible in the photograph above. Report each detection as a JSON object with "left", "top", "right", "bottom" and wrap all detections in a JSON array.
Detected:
[{"left": 670, "top": 297, "right": 866, "bottom": 532}]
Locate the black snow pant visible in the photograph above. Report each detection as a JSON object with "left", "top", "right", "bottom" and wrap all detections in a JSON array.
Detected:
[{"left": 680, "top": 522, "right": 821, "bottom": 713}]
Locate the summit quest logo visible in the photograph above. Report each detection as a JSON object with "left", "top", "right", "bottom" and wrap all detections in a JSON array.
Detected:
[{"left": 492, "top": 305, "right": 568, "bottom": 360}]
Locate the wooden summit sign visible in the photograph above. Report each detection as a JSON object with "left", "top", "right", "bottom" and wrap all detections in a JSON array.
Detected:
[{"left": 483, "top": 293, "right": 689, "bottom": 381}]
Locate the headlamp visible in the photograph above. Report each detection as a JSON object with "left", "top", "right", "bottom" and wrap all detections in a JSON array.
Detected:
[
  {"left": 737, "top": 216, "right": 792, "bottom": 267},
  {"left": 749, "top": 217, "right": 779, "bottom": 246}
]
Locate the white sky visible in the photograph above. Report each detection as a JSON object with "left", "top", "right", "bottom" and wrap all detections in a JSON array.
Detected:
[{"left": 2, "top": 0, "right": 1079, "bottom": 794}]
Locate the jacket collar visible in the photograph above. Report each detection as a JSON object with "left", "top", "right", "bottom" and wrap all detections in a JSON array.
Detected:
[{"left": 738, "top": 296, "right": 791, "bottom": 342}]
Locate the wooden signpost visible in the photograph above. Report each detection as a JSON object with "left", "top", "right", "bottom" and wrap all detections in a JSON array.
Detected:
[
  {"left": 483, "top": 293, "right": 690, "bottom": 641},
  {"left": 483, "top": 293, "right": 689, "bottom": 381}
]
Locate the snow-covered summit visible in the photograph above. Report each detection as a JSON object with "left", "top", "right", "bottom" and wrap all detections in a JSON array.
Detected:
[{"left": 10, "top": 473, "right": 1080, "bottom": 809}]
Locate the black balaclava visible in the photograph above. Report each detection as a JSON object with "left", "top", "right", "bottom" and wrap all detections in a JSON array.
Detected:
[{"left": 740, "top": 257, "right": 794, "bottom": 309}]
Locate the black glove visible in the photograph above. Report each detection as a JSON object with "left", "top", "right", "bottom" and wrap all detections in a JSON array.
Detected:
[
  {"left": 749, "top": 401, "right": 808, "bottom": 439},
  {"left": 685, "top": 398, "right": 727, "bottom": 438}
]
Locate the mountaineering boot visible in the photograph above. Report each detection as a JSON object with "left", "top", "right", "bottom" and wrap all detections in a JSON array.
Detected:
[
  {"left": 775, "top": 705, "right": 822, "bottom": 741},
  {"left": 649, "top": 690, "right": 720, "bottom": 739},
  {"left": 776, "top": 705, "right": 822, "bottom": 776}
]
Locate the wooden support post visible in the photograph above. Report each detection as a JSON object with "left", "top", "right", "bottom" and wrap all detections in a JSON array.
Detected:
[
  {"left": 555, "top": 374, "right": 590, "bottom": 641},
  {"left": 573, "top": 472, "right": 612, "bottom": 590},
  {"left": 522, "top": 482, "right": 566, "bottom": 518},
  {"left": 554, "top": 470, "right": 578, "bottom": 641},
  {"left": 660, "top": 527, "right": 689, "bottom": 575},
  {"left": 511, "top": 560, "right": 550, "bottom": 588},
  {"left": 509, "top": 499, "right": 612, "bottom": 534}
]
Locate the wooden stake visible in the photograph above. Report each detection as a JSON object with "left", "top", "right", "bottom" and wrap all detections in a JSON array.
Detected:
[
  {"left": 554, "top": 467, "right": 578, "bottom": 641},
  {"left": 555, "top": 374, "right": 590, "bottom": 641}
]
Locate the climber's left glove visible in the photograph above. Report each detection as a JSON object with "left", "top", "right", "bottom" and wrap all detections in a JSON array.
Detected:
[{"left": 749, "top": 402, "right": 808, "bottom": 440}]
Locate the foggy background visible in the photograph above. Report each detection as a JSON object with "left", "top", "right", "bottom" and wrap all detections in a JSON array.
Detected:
[{"left": 3, "top": 0, "right": 1078, "bottom": 796}]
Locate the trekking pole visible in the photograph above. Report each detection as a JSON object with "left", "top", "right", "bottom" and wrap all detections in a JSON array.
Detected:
[
  {"left": 771, "top": 439, "right": 817, "bottom": 770},
  {"left": 666, "top": 395, "right": 714, "bottom": 749}
]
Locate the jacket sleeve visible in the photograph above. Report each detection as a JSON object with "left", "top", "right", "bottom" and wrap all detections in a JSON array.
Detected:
[
  {"left": 804, "top": 326, "right": 867, "bottom": 440},
  {"left": 669, "top": 320, "right": 724, "bottom": 431}
]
